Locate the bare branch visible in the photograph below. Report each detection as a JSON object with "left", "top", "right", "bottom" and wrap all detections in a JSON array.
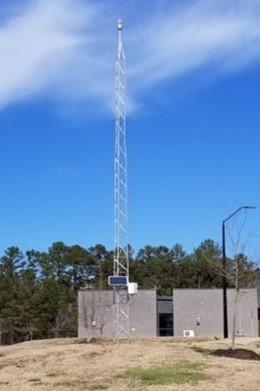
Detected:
[{"left": 198, "top": 250, "right": 235, "bottom": 285}]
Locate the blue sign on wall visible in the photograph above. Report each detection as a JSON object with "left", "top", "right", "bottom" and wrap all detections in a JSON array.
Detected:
[{"left": 108, "top": 276, "right": 128, "bottom": 286}]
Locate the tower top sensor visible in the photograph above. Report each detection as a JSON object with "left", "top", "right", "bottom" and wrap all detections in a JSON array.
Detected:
[{"left": 117, "top": 19, "right": 123, "bottom": 31}]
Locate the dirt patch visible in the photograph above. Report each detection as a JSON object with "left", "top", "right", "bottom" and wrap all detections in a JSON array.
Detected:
[{"left": 211, "top": 348, "right": 260, "bottom": 361}]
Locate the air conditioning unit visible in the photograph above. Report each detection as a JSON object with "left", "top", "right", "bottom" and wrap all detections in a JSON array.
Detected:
[
  {"left": 183, "top": 329, "right": 195, "bottom": 337},
  {"left": 128, "top": 282, "right": 138, "bottom": 295}
]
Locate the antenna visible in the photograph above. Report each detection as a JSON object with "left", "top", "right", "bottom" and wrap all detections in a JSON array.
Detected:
[{"left": 112, "top": 19, "right": 129, "bottom": 339}]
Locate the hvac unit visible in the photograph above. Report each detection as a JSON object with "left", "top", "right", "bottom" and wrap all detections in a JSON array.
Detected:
[
  {"left": 183, "top": 329, "right": 195, "bottom": 337},
  {"left": 128, "top": 282, "right": 138, "bottom": 295}
]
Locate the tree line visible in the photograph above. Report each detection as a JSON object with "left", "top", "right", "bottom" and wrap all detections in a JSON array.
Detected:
[{"left": 0, "top": 239, "right": 258, "bottom": 344}]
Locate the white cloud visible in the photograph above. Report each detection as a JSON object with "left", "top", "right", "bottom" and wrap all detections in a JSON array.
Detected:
[
  {"left": 0, "top": 0, "right": 113, "bottom": 110},
  {"left": 0, "top": 0, "right": 260, "bottom": 112},
  {"left": 127, "top": 0, "right": 260, "bottom": 94}
]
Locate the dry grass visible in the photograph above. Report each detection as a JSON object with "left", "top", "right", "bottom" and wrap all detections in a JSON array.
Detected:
[{"left": 0, "top": 337, "right": 259, "bottom": 390}]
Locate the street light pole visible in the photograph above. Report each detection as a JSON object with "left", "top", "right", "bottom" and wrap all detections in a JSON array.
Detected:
[
  {"left": 222, "top": 220, "right": 228, "bottom": 338},
  {"left": 222, "top": 206, "right": 256, "bottom": 339}
]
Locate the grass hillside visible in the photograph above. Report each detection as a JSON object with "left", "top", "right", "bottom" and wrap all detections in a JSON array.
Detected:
[{"left": 0, "top": 337, "right": 259, "bottom": 390}]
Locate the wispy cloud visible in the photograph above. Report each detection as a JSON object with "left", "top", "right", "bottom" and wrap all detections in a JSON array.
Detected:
[
  {"left": 0, "top": 0, "right": 260, "bottom": 112},
  {"left": 0, "top": 0, "right": 113, "bottom": 110},
  {"left": 128, "top": 1, "right": 260, "bottom": 90}
]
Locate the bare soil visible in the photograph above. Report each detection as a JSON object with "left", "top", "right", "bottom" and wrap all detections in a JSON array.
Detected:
[
  {"left": 0, "top": 337, "right": 259, "bottom": 391},
  {"left": 211, "top": 348, "right": 260, "bottom": 361}
]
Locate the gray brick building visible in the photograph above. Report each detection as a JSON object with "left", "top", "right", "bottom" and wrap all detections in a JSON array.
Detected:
[
  {"left": 173, "top": 288, "right": 258, "bottom": 337},
  {"left": 78, "top": 288, "right": 259, "bottom": 338},
  {"left": 78, "top": 289, "right": 157, "bottom": 338}
]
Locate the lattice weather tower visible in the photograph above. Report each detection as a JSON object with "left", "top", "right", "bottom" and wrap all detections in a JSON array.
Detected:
[{"left": 113, "top": 19, "right": 129, "bottom": 339}]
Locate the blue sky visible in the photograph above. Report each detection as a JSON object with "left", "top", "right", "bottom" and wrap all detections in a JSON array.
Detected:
[{"left": 0, "top": 0, "right": 260, "bottom": 257}]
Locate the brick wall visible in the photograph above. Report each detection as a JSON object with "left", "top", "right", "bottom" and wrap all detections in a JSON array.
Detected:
[
  {"left": 173, "top": 288, "right": 258, "bottom": 337},
  {"left": 78, "top": 289, "right": 157, "bottom": 338}
]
